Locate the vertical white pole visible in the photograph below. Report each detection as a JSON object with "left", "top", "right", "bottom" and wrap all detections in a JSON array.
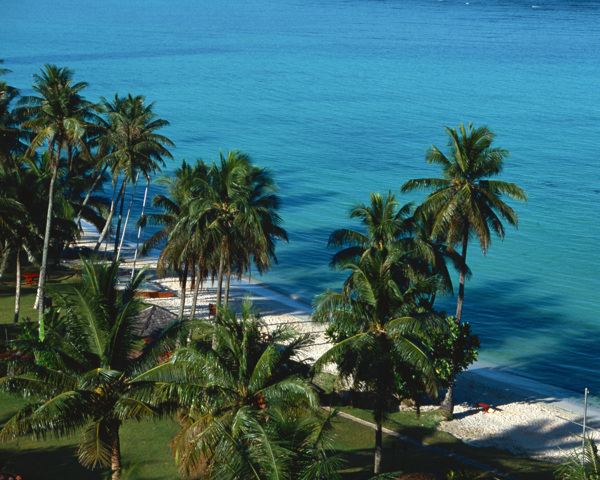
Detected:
[
  {"left": 131, "top": 175, "right": 150, "bottom": 279},
  {"left": 582, "top": 388, "right": 589, "bottom": 467}
]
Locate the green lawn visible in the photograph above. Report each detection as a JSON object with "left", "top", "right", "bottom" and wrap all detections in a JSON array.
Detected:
[
  {"left": 0, "top": 395, "right": 558, "bottom": 480},
  {"left": 0, "top": 392, "right": 181, "bottom": 480},
  {"left": 0, "top": 265, "right": 76, "bottom": 327}
]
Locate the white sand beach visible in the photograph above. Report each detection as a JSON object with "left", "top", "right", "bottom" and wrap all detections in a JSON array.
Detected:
[{"left": 71, "top": 225, "right": 599, "bottom": 464}]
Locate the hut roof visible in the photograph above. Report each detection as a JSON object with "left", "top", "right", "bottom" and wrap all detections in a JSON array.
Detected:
[{"left": 134, "top": 305, "right": 177, "bottom": 338}]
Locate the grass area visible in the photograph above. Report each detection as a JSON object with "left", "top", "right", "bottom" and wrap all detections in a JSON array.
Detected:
[
  {"left": 0, "top": 265, "right": 77, "bottom": 328},
  {"left": 0, "top": 393, "right": 180, "bottom": 480},
  {"left": 0, "top": 394, "right": 558, "bottom": 480},
  {"left": 0, "top": 267, "right": 560, "bottom": 479}
]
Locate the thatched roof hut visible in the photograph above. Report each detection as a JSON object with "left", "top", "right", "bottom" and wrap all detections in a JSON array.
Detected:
[{"left": 133, "top": 305, "right": 177, "bottom": 338}]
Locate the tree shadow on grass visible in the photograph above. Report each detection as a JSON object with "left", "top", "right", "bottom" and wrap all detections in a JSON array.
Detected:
[
  {"left": 380, "top": 416, "right": 559, "bottom": 480},
  {"left": 0, "top": 444, "right": 104, "bottom": 480},
  {"left": 335, "top": 426, "right": 484, "bottom": 480}
]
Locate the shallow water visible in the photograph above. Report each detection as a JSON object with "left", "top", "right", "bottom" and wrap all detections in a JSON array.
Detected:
[{"left": 4, "top": 0, "right": 600, "bottom": 395}]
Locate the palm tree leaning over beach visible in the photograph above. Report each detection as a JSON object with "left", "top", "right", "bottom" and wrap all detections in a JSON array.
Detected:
[
  {"left": 313, "top": 245, "right": 442, "bottom": 475},
  {"left": 74, "top": 106, "right": 113, "bottom": 229},
  {"left": 18, "top": 64, "right": 96, "bottom": 322},
  {"left": 93, "top": 94, "right": 173, "bottom": 256},
  {"left": 401, "top": 122, "right": 527, "bottom": 412},
  {"left": 0, "top": 259, "right": 184, "bottom": 480}
]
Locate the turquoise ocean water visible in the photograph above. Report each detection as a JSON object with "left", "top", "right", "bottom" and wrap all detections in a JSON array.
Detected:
[{"left": 3, "top": 0, "right": 600, "bottom": 396}]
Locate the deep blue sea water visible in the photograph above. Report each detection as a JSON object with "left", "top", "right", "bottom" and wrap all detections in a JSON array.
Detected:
[{"left": 3, "top": 0, "right": 600, "bottom": 396}]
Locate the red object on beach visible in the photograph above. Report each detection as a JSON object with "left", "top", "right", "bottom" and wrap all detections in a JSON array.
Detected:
[
  {"left": 23, "top": 273, "right": 39, "bottom": 286},
  {"left": 477, "top": 402, "right": 491, "bottom": 413},
  {"left": 209, "top": 304, "right": 217, "bottom": 317}
]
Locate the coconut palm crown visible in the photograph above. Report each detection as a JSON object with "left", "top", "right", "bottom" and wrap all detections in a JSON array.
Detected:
[{"left": 146, "top": 300, "right": 318, "bottom": 477}]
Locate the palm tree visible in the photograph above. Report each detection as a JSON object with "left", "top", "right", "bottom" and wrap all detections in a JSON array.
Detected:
[
  {"left": 156, "top": 300, "right": 318, "bottom": 477},
  {"left": 93, "top": 94, "right": 173, "bottom": 257},
  {"left": 18, "top": 64, "right": 95, "bottom": 321},
  {"left": 189, "top": 151, "right": 288, "bottom": 309},
  {"left": 0, "top": 159, "right": 25, "bottom": 282},
  {"left": 327, "top": 191, "right": 453, "bottom": 317},
  {"left": 73, "top": 108, "right": 113, "bottom": 229},
  {"left": 0, "top": 258, "right": 183, "bottom": 480},
  {"left": 401, "top": 122, "right": 527, "bottom": 412},
  {"left": 313, "top": 246, "right": 442, "bottom": 475},
  {"left": 402, "top": 208, "right": 466, "bottom": 309},
  {"left": 0, "top": 60, "right": 25, "bottom": 167},
  {"left": 327, "top": 191, "right": 413, "bottom": 268},
  {"left": 210, "top": 406, "right": 342, "bottom": 480}
]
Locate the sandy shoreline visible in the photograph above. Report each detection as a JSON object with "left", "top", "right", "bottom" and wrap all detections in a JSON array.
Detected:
[{"left": 71, "top": 224, "right": 599, "bottom": 463}]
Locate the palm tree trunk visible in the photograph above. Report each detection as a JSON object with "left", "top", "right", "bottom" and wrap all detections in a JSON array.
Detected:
[
  {"left": 13, "top": 243, "right": 21, "bottom": 325},
  {"left": 75, "top": 163, "right": 109, "bottom": 227},
  {"left": 224, "top": 270, "right": 231, "bottom": 309},
  {"left": 94, "top": 179, "right": 126, "bottom": 253},
  {"left": 110, "top": 426, "right": 122, "bottom": 480},
  {"left": 113, "top": 181, "right": 128, "bottom": 256},
  {"left": 374, "top": 418, "right": 383, "bottom": 475},
  {"left": 131, "top": 175, "right": 150, "bottom": 278},
  {"left": 216, "top": 253, "right": 225, "bottom": 308},
  {"left": 440, "top": 230, "right": 470, "bottom": 415},
  {"left": 455, "top": 232, "right": 469, "bottom": 324},
  {"left": 178, "top": 262, "right": 188, "bottom": 320},
  {"left": 440, "top": 382, "right": 455, "bottom": 413},
  {"left": 36, "top": 156, "right": 60, "bottom": 323},
  {"left": 0, "top": 242, "right": 9, "bottom": 283},
  {"left": 189, "top": 267, "right": 201, "bottom": 320},
  {"left": 116, "top": 172, "right": 139, "bottom": 261}
]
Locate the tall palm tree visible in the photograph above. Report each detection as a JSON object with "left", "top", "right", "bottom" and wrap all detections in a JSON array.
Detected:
[
  {"left": 313, "top": 246, "right": 442, "bottom": 475},
  {"left": 189, "top": 151, "right": 288, "bottom": 308},
  {"left": 93, "top": 94, "right": 173, "bottom": 256},
  {"left": 73, "top": 108, "right": 112, "bottom": 229},
  {"left": 401, "top": 122, "right": 527, "bottom": 411},
  {"left": 150, "top": 300, "right": 318, "bottom": 477},
  {"left": 0, "top": 259, "right": 183, "bottom": 480},
  {"left": 18, "top": 64, "right": 95, "bottom": 321},
  {"left": 0, "top": 60, "right": 25, "bottom": 167},
  {"left": 328, "top": 192, "right": 449, "bottom": 313}
]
